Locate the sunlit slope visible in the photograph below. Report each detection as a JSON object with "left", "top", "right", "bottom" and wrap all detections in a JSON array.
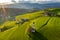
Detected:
[
  {"left": 15, "top": 11, "right": 45, "bottom": 21},
  {"left": 39, "top": 17, "right": 60, "bottom": 40},
  {"left": 0, "top": 11, "right": 45, "bottom": 28},
  {"left": 0, "top": 8, "right": 60, "bottom": 40},
  {"left": 0, "top": 17, "right": 50, "bottom": 40},
  {"left": 0, "top": 21, "right": 16, "bottom": 28},
  {"left": 0, "top": 11, "right": 46, "bottom": 40}
]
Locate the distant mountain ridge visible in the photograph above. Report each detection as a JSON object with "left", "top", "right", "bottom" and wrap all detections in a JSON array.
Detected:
[{"left": 0, "top": 2, "right": 60, "bottom": 10}]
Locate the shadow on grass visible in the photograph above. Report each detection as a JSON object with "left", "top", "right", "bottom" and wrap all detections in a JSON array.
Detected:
[{"left": 28, "top": 30, "right": 48, "bottom": 40}]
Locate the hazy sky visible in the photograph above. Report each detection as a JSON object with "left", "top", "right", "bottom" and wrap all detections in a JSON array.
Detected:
[{"left": 0, "top": 0, "right": 60, "bottom": 3}]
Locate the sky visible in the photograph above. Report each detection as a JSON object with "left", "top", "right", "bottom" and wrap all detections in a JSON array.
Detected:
[{"left": 0, "top": 0, "right": 60, "bottom": 3}]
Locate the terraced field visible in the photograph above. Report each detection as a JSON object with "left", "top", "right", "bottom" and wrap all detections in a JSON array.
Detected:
[
  {"left": 39, "top": 17, "right": 60, "bottom": 40},
  {"left": 0, "top": 8, "right": 60, "bottom": 40}
]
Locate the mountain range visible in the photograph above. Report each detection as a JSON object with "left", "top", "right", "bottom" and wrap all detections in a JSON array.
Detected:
[
  {"left": 0, "top": 2, "right": 60, "bottom": 10},
  {"left": 0, "top": 2, "right": 60, "bottom": 24}
]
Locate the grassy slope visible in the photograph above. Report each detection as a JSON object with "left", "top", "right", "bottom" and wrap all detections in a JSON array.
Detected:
[
  {"left": 39, "top": 17, "right": 60, "bottom": 40},
  {"left": 0, "top": 8, "right": 60, "bottom": 40},
  {"left": 0, "top": 11, "right": 45, "bottom": 40},
  {"left": 0, "top": 17, "right": 50, "bottom": 40}
]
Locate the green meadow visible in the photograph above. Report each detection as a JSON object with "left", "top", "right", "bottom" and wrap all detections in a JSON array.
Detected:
[{"left": 0, "top": 8, "right": 60, "bottom": 40}]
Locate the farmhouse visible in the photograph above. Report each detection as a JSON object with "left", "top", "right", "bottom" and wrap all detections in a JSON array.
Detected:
[
  {"left": 45, "top": 12, "right": 57, "bottom": 16},
  {"left": 29, "top": 22, "right": 35, "bottom": 32}
]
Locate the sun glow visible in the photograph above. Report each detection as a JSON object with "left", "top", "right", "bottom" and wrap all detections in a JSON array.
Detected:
[
  {"left": 1, "top": 5, "right": 7, "bottom": 20},
  {"left": 0, "top": 0, "right": 11, "bottom": 3},
  {"left": 0, "top": 0, "right": 11, "bottom": 20}
]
